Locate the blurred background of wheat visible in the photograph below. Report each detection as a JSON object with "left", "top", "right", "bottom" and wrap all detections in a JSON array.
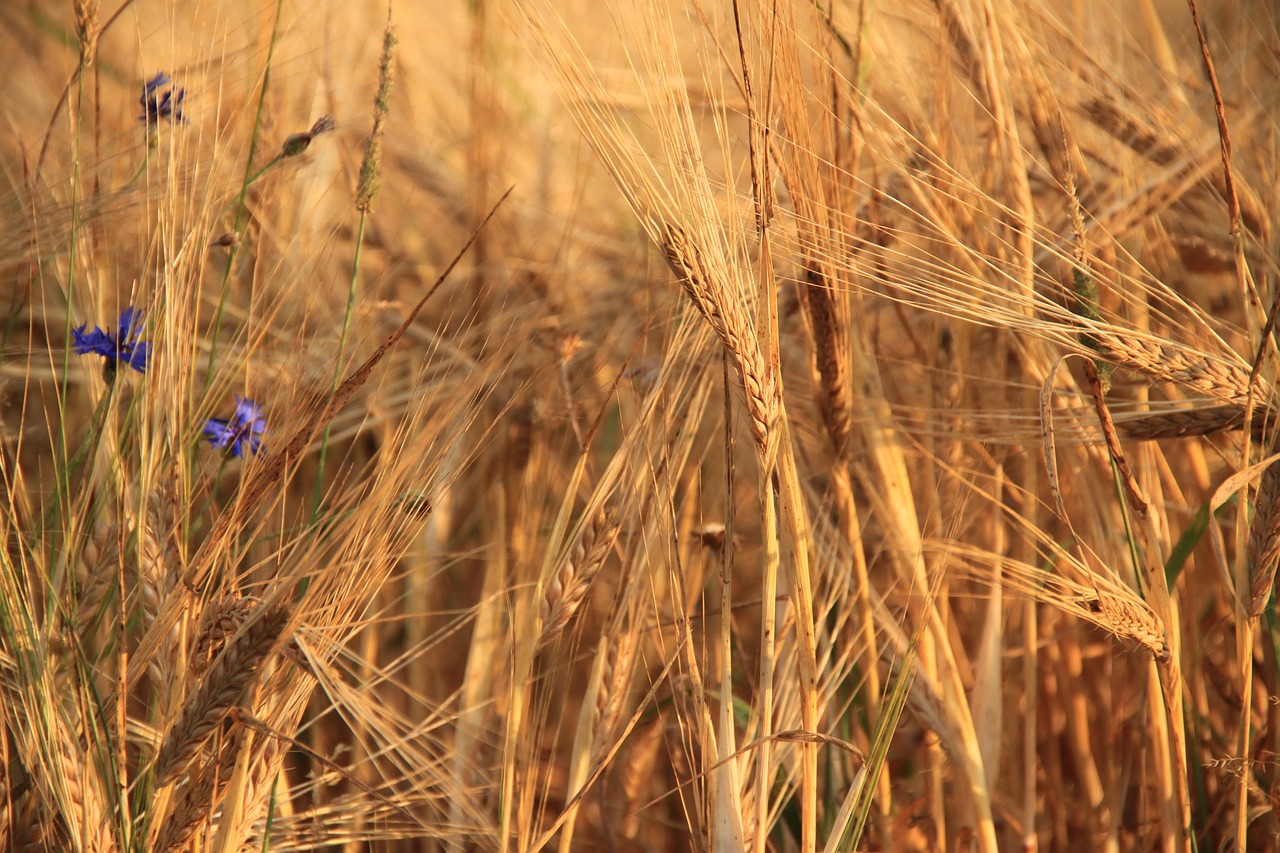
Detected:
[{"left": 0, "top": 0, "right": 1276, "bottom": 850}]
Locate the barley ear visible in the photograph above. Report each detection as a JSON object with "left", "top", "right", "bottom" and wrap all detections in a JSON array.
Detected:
[
  {"left": 153, "top": 605, "right": 292, "bottom": 787},
  {"left": 659, "top": 222, "right": 777, "bottom": 458},
  {"left": 1079, "top": 592, "right": 1169, "bottom": 662},
  {"left": 540, "top": 508, "right": 621, "bottom": 646},
  {"left": 152, "top": 730, "right": 244, "bottom": 852},
  {"left": 1248, "top": 455, "right": 1280, "bottom": 618},
  {"left": 1085, "top": 332, "right": 1260, "bottom": 406},
  {"left": 355, "top": 9, "right": 396, "bottom": 214},
  {"left": 1119, "top": 404, "right": 1260, "bottom": 440},
  {"left": 73, "top": 0, "right": 100, "bottom": 66}
]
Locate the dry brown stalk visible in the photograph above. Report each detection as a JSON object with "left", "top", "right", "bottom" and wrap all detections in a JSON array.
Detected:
[
  {"left": 540, "top": 508, "right": 621, "bottom": 645},
  {"left": 1082, "top": 358, "right": 1149, "bottom": 517},
  {"left": 154, "top": 605, "right": 292, "bottom": 787},
  {"left": 659, "top": 222, "right": 778, "bottom": 457}
]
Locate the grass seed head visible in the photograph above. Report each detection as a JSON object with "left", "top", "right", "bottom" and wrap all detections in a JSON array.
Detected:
[{"left": 355, "top": 17, "right": 397, "bottom": 214}]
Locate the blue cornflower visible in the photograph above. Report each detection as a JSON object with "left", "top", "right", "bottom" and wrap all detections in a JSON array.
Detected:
[
  {"left": 72, "top": 307, "right": 150, "bottom": 374},
  {"left": 202, "top": 397, "right": 266, "bottom": 458},
  {"left": 139, "top": 72, "right": 187, "bottom": 125}
]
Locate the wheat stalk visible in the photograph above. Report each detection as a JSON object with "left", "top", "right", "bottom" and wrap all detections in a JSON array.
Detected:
[
  {"left": 591, "top": 628, "right": 638, "bottom": 765},
  {"left": 71, "top": 0, "right": 99, "bottom": 66},
  {"left": 50, "top": 713, "right": 114, "bottom": 853}
]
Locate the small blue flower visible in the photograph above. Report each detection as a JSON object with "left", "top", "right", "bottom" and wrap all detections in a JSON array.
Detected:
[
  {"left": 72, "top": 306, "right": 150, "bottom": 374},
  {"left": 139, "top": 72, "right": 187, "bottom": 125},
  {"left": 202, "top": 397, "right": 266, "bottom": 458}
]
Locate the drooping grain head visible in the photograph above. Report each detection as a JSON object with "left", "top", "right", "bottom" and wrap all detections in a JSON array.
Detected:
[
  {"left": 154, "top": 605, "right": 292, "bottom": 787},
  {"left": 659, "top": 222, "right": 777, "bottom": 459}
]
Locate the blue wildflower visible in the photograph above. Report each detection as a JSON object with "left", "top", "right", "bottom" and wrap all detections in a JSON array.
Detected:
[
  {"left": 72, "top": 307, "right": 150, "bottom": 374},
  {"left": 139, "top": 72, "right": 186, "bottom": 125},
  {"left": 202, "top": 397, "right": 266, "bottom": 458}
]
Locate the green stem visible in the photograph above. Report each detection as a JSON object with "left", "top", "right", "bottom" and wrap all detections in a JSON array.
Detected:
[
  {"left": 54, "top": 68, "right": 89, "bottom": 549},
  {"left": 311, "top": 212, "right": 367, "bottom": 522},
  {"left": 244, "top": 153, "right": 286, "bottom": 188},
  {"left": 203, "top": 0, "right": 287, "bottom": 386}
]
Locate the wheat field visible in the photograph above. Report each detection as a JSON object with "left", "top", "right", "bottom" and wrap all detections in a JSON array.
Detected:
[{"left": 0, "top": 0, "right": 1276, "bottom": 850}]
